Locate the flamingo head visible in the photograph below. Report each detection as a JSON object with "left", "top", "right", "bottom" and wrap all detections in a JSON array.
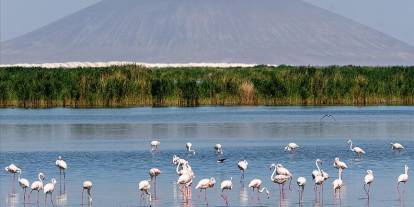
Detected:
[
  {"left": 58, "top": 156, "right": 62, "bottom": 160},
  {"left": 366, "top": 170, "right": 373, "bottom": 175},
  {"left": 269, "top": 163, "right": 276, "bottom": 170},
  {"left": 51, "top": 178, "right": 57, "bottom": 185},
  {"left": 346, "top": 140, "right": 352, "bottom": 144},
  {"left": 276, "top": 164, "right": 283, "bottom": 168},
  {"left": 210, "top": 177, "right": 216, "bottom": 185},
  {"left": 405, "top": 164, "right": 409, "bottom": 171},
  {"left": 39, "top": 173, "right": 45, "bottom": 180}
]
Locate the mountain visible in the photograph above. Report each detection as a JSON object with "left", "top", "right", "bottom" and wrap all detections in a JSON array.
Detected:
[{"left": 1, "top": 0, "right": 414, "bottom": 65}]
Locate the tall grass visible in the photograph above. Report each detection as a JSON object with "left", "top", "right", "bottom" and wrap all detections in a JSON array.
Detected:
[{"left": 0, "top": 65, "right": 413, "bottom": 108}]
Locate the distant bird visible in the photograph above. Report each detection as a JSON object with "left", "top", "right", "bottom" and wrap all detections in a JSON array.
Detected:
[
  {"left": 55, "top": 156, "right": 67, "bottom": 192},
  {"left": 321, "top": 114, "right": 336, "bottom": 121},
  {"left": 217, "top": 158, "right": 227, "bottom": 163},
  {"left": 138, "top": 180, "right": 152, "bottom": 205},
  {"left": 150, "top": 140, "right": 160, "bottom": 152},
  {"left": 5, "top": 164, "right": 21, "bottom": 194},
  {"left": 43, "top": 178, "right": 57, "bottom": 207},
  {"left": 364, "top": 170, "right": 374, "bottom": 198},
  {"left": 186, "top": 142, "right": 196, "bottom": 154},
  {"left": 347, "top": 139, "right": 366, "bottom": 157},
  {"left": 274, "top": 163, "right": 293, "bottom": 190},
  {"left": 334, "top": 157, "right": 348, "bottom": 170},
  {"left": 30, "top": 172, "right": 45, "bottom": 204},
  {"left": 214, "top": 144, "right": 223, "bottom": 155},
  {"left": 220, "top": 177, "right": 233, "bottom": 205},
  {"left": 332, "top": 168, "right": 344, "bottom": 194},
  {"left": 196, "top": 177, "right": 216, "bottom": 202},
  {"left": 238, "top": 160, "right": 248, "bottom": 180},
  {"left": 397, "top": 164, "right": 409, "bottom": 192},
  {"left": 297, "top": 177, "right": 306, "bottom": 202},
  {"left": 284, "top": 143, "right": 300, "bottom": 152},
  {"left": 149, "top": 168, "right": 161, "bottom": 199},
  {"left": 391, "top": 143, "right": 405, "bottom": 151},
  {"left": 270, "top": 164, "right": 289, "bottom": 197},
  {"left": 82, "top": 181, "right": 93, "bottom": 205},
  {"left": 18, "top": 171, "right": 30, "bottom": 203}
]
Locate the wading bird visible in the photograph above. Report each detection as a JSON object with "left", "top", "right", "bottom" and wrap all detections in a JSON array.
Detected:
[
  {"left": 150, "top": 140, "right": 160, "bottom": 152},
  {"left": 297, "top": 176, "right": 306, "bottom": 202},
  {"left": 332, "top": 168, "right": 343, "bottom": 196},
  {"left": 186, "top": 142, "right": 196, "bottom": 154},
  {"left": 364, "top": 170, "right": 374, "bottom": 198},
  {"left": 270, "top": 164, "right": 290, "bottom": 198},
  {"left": 30, "top": 172, "right": 45, "bottom": 204},
  {"left": 397, "top": 164, "right": 409, "bottom": 193},
  {"left": 391, "top": 143, "right": 405, "bottom": 151},
  {"left": 214, "top": 144, "right": 223, "bottom": 155},
  {"left": 347, "top": 139, "right": 366, "bottom": 157},
  {"left": 149, "top": 168, "right": 161, "bottom": 199},
  {"left": 5, "top": 164, "right": 21, "bottom": 194},
  {"left": 177, "top": 168, "right": 193, "bottom": 203},
  {"left": 248, "top": 178, "right": 269, "bottom": 200},
  {"left": 312, "top": 159, "right": 328, "bottom": 201},
  {"left": 82, "top": 181, "right": 93, "bottom": 205},
  {"left": 43, "top": 178, "right": 57, "bottom": 207},
  {"left": 220, "top": 177, "right": 233, "bottom": 205},
  {"left": 195, "top": 177, "right": 216, "bottom": 202},
  {"left": 18, "top": 171, "right": 30, "bottom": 203},
  {"left": 284, "top": 143, "right": 299, "bottom": 152},
  {"left": 55, "top": 156, "right": 67, "bottom": 192},
  {"left": 238, "top": 160, "right": 248, "bottom": 180},
  {"left": 334, "top": 157, "right": 348, "bottom": 171},
  {"left": 275, "top": 163, "right": 293, "bottom": 190},
  {"left": 138, "top": 179, "right": 152, "bottom": 206}
]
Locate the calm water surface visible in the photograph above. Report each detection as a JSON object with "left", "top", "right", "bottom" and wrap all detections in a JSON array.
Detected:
[{"left": 0, "top": 106, "right": 413, "bottom": 207}]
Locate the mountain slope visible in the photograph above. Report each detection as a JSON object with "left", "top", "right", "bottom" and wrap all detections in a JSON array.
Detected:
[{"left": 1, "top": 0, "right": 414, "bottom": 65}]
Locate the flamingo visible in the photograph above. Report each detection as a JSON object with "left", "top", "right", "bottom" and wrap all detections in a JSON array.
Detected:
[
  {"left": 297, "top": 177, "right": 306, "bottom": 202},
  {"left": 364, "top": 170, "right": 374, "bottom": 198},
  {"left": 55, "top": 156, "right": 67, "bottom": 192},
  {"left": 391, "top": 143, "right": 405, "bottom": 150},
  {"left": 43, "top": 178, "right": 57, "bottom": 207},
  {"left": 149, "top": 168, "right": 161, "bottom": 199},
  {"left": 332, "top": 168, "right": 343, "bottom": 195},
  {"left": 397, "top": 164, "right": 409, "bottom": 193},
  {"left": 30, "top": 172, "right": 45, "bottom": 205},
  {"left": 5, "top": 164, "right": 21, "bottom": 194},
  {"left": 347, "top": 139, "right": 365, "bottom": 157},
  {"left": 214, "top": 144, "right": 223, "bottom": 155},
  {"left": 284, "top": 143, "right": 299, "bottom": 152},
  {"left": 186, "top": 142, "right": 196, "bottom": 155},
  {"left": 177, "top": 169, "right": 193, "bottom": 203},
  {"left": 138, "top": 180, "right": 152, "bottom": 205},
  {"left": 275, "top": 163, "right": 293, "bottom": 190},
  {"left": 172, "top": 155, "right": 186, "bottom": 166},
  {"left": 270, "top": 164, "right": 289, "bottom": 198},
  {"left": 238, "top": 160, "right": 248, "bottom": 180},
  {"left": 334, "top": 157, "right": 348, "bottom": 170},
  {"left": 150, "top": 140, "right": 160, "bottom": 152},
  {"left": 18, "top": 170, "right": 30, "bottom": 203},
  {"left": 312, "top": 159, "right": 328, "bottom": 201},
  {"left": 195, "top": 177, "right": 216, "bottom": 202},
  {"left": 248, "top": 178, "right": 269, "bottom": 200},
  {"left": 220, "top": 177, "right": 233, "bottom": 205},
  {"left": 82, "top": 181, "right": 93, "bottom": 205}
]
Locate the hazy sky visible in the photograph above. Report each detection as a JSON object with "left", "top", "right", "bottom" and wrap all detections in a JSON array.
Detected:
[{"left": 1, "top": 0, "right": 414, "bottom": 46}]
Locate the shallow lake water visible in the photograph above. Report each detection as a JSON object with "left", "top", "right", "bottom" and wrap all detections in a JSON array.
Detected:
[{"left": 0, "top": 106, "right": 413, "bottom": 207}]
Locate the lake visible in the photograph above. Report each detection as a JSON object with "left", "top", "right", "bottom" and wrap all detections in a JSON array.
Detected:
[{"left": 0, "top": 106, "right": 413, "bottom": 207}]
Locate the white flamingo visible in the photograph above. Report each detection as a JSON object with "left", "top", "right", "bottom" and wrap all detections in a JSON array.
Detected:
[
  {"left": 177, "top": 169, "right": 193, "bottom": 203},
  {"left": 275, "top": 163, "right": 293, "bottom": 190},
  {"left": 5, "top": 164, "right": 21, "bottom": 194},
  {"left": 297, "top": 177, "right": 306, "bottom": 202},
  {"left": 397, "top": 164, "right": 409, "bottom": 193},
  {"left": 347, "top": 139, "right": 365, "bottom": 157},
  {"left": 43, "top": 178, "right": 57, "bottom": 207},
  {"left": 195, "top": 177, "right": 216, "bottom": 202},
  {"left": 30, "top": 172, "right": 45, "bottom": 204},
  {"left": 334, "top": 157, "right": 348, "bottom": 171},
  {"left": 312, "top": 159, "right": 328, "bottom": 201},
  {"left": 284, "top": 143, "right": 299, "bottom": 152},
  {"left": 186, "top": 142, "right": 196, "bottom": 155},
  {"left": 220, "top": 177, "right": 233, "bottom": 205},
  {"left": 82, "top": 181, "right": 93, "bottom": 205},
  {"left": 55, "top": 156, "right": 67, "bottom": 192},
  {"left": 391, "top": 143, "right": 405, "bottom": 150},
  {"left": 332, "top": 168, "right": 343, "bottom": 195},
  {"left": 364, "top": 170, "right": 374, "bottom": 198},
  {"left": 150, "top": 140, "right": 160, "bottom": 152},
  {"left": 214, "top": 144, "right": 223, "bottom": 155},
  {"left": 149, "top": 168, "right": 161, "bottom": 199},
  {"left": 270, "top": 164, "right": 289, "bottom": 198},
  {"left": 138, "top": 179, "right": 152, "bottom": 205},
  {"left": 248, "top": 178, "right": 269, "bottom": 200},
  {"left": 238, "top": 160, "right": 248, "bottom": 180},
  {"left": 18, "top": 171, "right": 30, "bottom": 203}
]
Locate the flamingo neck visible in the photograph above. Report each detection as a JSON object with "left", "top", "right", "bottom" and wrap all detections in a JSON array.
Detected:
[
  {"left": 316, "top": 161, "right": 321, "bottom": 172},
  {"left": 258, "top": 187, "right": 266, "bottom": 193},
  {"left": 405, "top": 166, "right": 408, "bottom": 175},
  {"left": 270, "top": 166, "right": 277, "bottom": 181},
  {"left": 338, "top": 169, "right": 342, "bottom": 180},
  {"left": 349, "top": 141, "right": 353, "bottom": 150}
]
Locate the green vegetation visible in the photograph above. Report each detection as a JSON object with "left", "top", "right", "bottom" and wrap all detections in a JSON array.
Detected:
[{"left": 0, "top": 65, "right": 413, "bottom": 108}]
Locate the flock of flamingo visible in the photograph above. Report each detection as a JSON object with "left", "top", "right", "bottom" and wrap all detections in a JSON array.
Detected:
[{"left": 4, "top": 140, "right": 409, "bottom": 207}]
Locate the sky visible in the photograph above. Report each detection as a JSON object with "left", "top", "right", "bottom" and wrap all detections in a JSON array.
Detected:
[{"left": 1, "top": 0, "right": 414, "bottom": 46}]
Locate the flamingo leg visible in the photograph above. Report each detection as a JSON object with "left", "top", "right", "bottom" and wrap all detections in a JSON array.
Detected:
[
  {"left": 63, "top": 171, "right": 66, "bottom": 193},
  {"left": 13, "top": 173, "right": 16, "bottom": 194},
  {"left": 45, "top": 194, "right": 47, "bottom": 207},
  {"left": 82, "top": 188, "right": 84, "bottom": 204},
  {"left": 154, "top": 176, "right": 157, "bottom": 200},
  {"left": 50, "top": 192, "right": 54, "bottom": 207},
  {"left": 59, "top": 169, "right": 62, "bottom": 193},
  {"left": 24, "top": 188, "right": 27, "bottom": 203}
]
